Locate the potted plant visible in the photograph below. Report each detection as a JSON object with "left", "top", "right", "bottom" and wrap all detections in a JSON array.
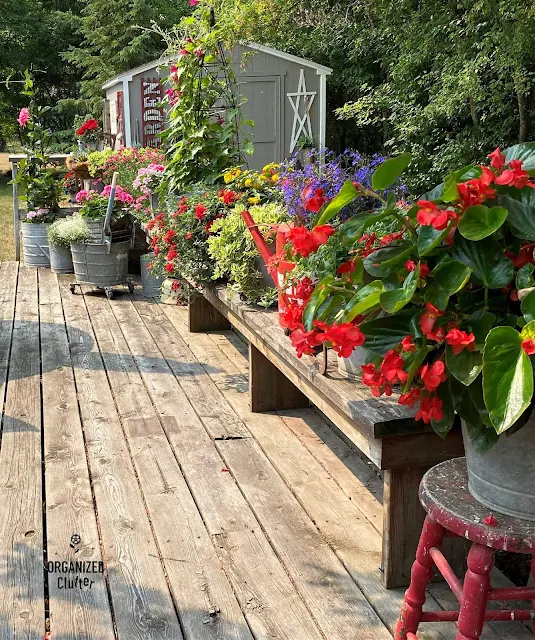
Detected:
[
  {"left": 133, "top": 162, "right": 166, "bottom": 215},
  {"left": 47, "top": 216, "right": 91, "bottom": 273},
  {"left": 207, "top": 202, "right": 289, "bottom": 306},
  {"left": 280, "top": 144, "right": 535, "bottom": 520},
  {"left": 74, "top": 115, "right": 102, "bottom": 151},
  {"left": 76, "top": 185, "right": 134, "bottom": 243},
  {"left": 22, "top": 208, "right": 56, "bottom": 267}
]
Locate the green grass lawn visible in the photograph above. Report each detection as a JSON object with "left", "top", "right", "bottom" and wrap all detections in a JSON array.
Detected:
[{"left": 0, "top": 177, "right": 14, "bottom": 262}]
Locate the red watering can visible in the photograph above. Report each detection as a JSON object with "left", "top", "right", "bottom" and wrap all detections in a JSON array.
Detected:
[{"left": 240, "top": 210, "right": 296, "bottom": 328}]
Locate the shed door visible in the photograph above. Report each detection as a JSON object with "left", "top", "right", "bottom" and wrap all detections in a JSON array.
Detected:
[{"left": 238, "top": 75, "right": 281, "bottom": 170}]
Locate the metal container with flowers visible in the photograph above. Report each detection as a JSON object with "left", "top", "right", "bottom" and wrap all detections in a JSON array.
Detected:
[
  {"left": 22, "top": 208, "right": 56, "bottom": 267},
  {"left": 76, "top": 185, "right": 134, "bottom": 243},
  {"left": 74, "top": 115, "right": 102, "bottom": 151},
  {"left": 277, "top": 143, "right": 535, "bottom": 521}
]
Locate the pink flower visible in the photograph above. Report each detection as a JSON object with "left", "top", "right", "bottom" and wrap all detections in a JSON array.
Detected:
[
  {"left": 190, "top": 0, "right": 199, "bottom": 4},
  {"left": 17, "top": 107, "right": 30, "bottom": 127}
]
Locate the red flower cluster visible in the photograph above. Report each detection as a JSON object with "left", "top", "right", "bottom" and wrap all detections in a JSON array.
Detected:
[
  {"left": 458, "top": 166, "right": 496, "bottom": 209},
  {"left": 415, "top": 396, "right": 444, "bottom": 423},
  {"left": 445, "top": 328, "right": 475, "bottom": 354},
  {"left": 218, "top": 189, "right": 240, "bottom": 205},
  {"left": 315, "top": 321, "right": 365, "bottom": 358},
  {"left": 302, "top": 186, "right": 329, "bottom": 213},
  {"left": 194, "top": 203, "right": 207, "bottom": 220},
  {"left": 495, "top": 158, "right": 534, "bottom": 190},
  {"left": 287, "top": 225, "right": 335, "bottom": 258},
  {"left": 76, "top": 118, "right": 99, "bottom": 137},
  {"left": 416, "top": 200, "right": 456, "bottom": 230},
  {"left": 405, "top": 260, "right": 430, "bottom": 279}
]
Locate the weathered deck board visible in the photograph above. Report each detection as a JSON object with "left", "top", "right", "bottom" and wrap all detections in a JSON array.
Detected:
[
  {"left": 109, "top": 294, "right": 326, "bottom": 640},
  {"left": 129, "top": 299, "right": 392, "bottom": 640},
  {"left": 39, "top": 270, "right": 115, "bottom": 640},
  {"left": 0, "top": 262, "right": 531, "bottom": 640},
  {"left": 82, "top": 289, "right": 253, "bottom": 640},
  {"left": 59, "top": 279, "right": 183, "bottom": 640},
  {"left": 0, "top": 266, "right": 44, "bottom": 639}
]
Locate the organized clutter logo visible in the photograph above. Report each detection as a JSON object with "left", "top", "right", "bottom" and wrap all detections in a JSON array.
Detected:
[{"left": 46, "top": 534, "right": 104, "bottom": 590}]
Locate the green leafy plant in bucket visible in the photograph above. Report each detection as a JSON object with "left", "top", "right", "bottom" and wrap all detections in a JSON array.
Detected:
[{"left": 208, "top": 202, "right": 289, "bottom": 306}]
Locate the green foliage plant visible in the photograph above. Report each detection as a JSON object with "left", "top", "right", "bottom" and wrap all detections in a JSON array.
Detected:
[
  {"left": 12, "top": 72, "right": 63, "bottom": 213},
  {"left": 208, "top": 202, "right": 289, "bottom": 306},
  {"left": 279, "top": 143, "right": 535, "bottom": 450},
  {"left": 155, "top": 3, "right": 253, "bottom": 193},
  {"left": 48, "top": 216, "right": 91, "bottom": 247}
]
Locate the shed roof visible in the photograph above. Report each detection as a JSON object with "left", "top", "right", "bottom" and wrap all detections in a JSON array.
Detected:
[{"left": 102, "top": 42, "right": 332, "bottom": 89}]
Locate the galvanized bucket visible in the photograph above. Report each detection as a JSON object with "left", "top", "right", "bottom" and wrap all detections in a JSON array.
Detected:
[
  {"left": 22, "top": 223, "right": 51, "bottom": 268},
  {"left": 71, "top": 241, "right": 130, "bottom": 287},
  {"left": 49, "top": 245, "right": 74, "bottom": 274},
  {"left": 140, "top": 253, "right": 164, "bottom": 298},
  {"left": 161, "top": 278, "right": 183, "bottom": 304},
  {"left": 337, "top": 347, "right": 369, "bottom": 380},
  {"left": 462, "top": 418, "right": 535, "bottom": 520}
]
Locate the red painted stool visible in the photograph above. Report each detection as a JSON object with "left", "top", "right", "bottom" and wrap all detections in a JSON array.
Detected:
[{"left": 396, "top": 457, "right": 535, "bottom": 640}]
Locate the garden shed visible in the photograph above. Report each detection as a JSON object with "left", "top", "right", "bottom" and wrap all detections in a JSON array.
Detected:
[{"left": 102, "top": 43, "right": 332, "bottom": 169}]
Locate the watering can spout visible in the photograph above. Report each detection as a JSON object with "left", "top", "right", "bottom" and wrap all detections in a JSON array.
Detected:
[{"left": 240, "top": 210, "right": 275, "bottom": 267}]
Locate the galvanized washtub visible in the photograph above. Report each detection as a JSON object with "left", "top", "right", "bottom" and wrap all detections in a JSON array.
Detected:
[
  {"left": 70, "top": 173, "right": 134, "bottom": 299},
  {"left": 22, "top": 222, "right": 51, "bottom": 267}
]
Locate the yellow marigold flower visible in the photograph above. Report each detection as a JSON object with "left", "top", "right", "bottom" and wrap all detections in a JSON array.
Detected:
[
  {"left": 233, "top": 168, "right": 242, "bottom": 177},
  {"left": 258, "top": 175, "right": 267, "bottom": 182},
  {"left": 271, "top": 174, "right": 280, "bottom": 183},
  {"left": 248, "top": 196, "right": 260, "bottom": 205},
  {"left": 224, "top": 173, "right": 233, "bottom": 184},
  {"left": 244, "top": 178, "right": 253, "bottom": 187}
]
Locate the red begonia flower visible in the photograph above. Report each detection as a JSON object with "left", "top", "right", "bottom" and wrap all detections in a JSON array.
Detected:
[
  {"left": 445, "top": 328, "right": 476, "bottom": 355},
  {"left": 419, "top": 302, "right": 444, "bottom": 336},
  {"left": 420, "top": 360, "right": 447, "bottom": 392},
  {"left": 314, "top": 321, "right": 365, "bottom": 358},
  {"left": 401, "top": 336, "right": 416, "bottom": 352},
  {"left": 290, "top": 325, "right": 322, "bottom": 358},
  {"left": 337, "top": 260, "right": 356, "bottom": 275},
  {"left": 398, "top": 388, "right": 421, "bottom": 409},
  {"left": 488, "top": 148, "right": 505, "bottom": 170},
  {"left": 416, "top": 200, "right": 451, "bottom": 230},
  {"left": 303, "top": 188, "right": 329, "bottom": 213},
  {"left": 415, "top": 395, "right": 444, "bottom": 423},
  {"left": 380, "top": 349, "right": 408, "bottom": 384},
  {"left": 194, "top": 203, "right": 207, "bottom": 219},
  {"left": 521, "top": 339, "right": 535, "bottom": 355},
  {"left": 163, "top": 229, "right": 176, "bottom": 244},
  {"left": 361, "top": 363, "right": 392, "bottom": 398}
]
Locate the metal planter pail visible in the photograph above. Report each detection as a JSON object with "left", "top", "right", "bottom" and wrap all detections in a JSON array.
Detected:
[
  {"left": 462, "top": 418, "right": 535, "bottom": 521},
  {"left": 140, "top": 253, "right": 164, "bottom": 298},
  {"left": 49, "top": 245, "right": 74, "bottom": 274},
  {"left": 71, "top": 241, "right": 130, "bottom": 287},
  {"left": 22, "top": 223, "right": 51, "bottom": 268},
  {"left": 86, "top": 218, "right": 106, "bottom": 244}
]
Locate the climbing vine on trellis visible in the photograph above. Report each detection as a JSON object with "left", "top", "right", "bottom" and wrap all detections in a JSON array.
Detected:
[{"left": 155, "top": 6, "right": 253, "bottom": 194}]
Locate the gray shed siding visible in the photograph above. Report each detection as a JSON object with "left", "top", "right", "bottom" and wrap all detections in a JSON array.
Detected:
[{"left": 103, "top": 44, "right": 330, "bottom": 170}]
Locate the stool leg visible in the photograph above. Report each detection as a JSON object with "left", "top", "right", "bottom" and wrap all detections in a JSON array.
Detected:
[
  {"left": 395, "top": 515, "right": 445, "bottom": 640},
  {"left": 456, "top": 543, "right": 494, "bottom": 640}
]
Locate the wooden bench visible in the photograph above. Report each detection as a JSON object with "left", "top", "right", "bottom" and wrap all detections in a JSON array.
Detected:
[{"left": 188, "top": 285, "right": 465, "bottom": 589}]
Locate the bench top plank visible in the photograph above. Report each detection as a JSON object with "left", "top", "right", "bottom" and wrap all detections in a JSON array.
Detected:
[{"left": 201, "top": 285, "right": 464, "bottom": 470}]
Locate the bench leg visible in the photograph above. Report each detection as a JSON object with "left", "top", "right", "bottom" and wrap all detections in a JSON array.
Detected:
[
  {"left": 383, "top": 467, "right": 469, "bottom": 589},
  {"left": 189, "top": 295, "right": 230, "bottom": 333},
  {"left": 249, "top": 343, "right": 309, "bottom": 413}
]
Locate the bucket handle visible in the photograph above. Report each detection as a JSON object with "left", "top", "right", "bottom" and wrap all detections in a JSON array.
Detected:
[{"left": 104, "top": 172, "right": 119, "bottom": 253}]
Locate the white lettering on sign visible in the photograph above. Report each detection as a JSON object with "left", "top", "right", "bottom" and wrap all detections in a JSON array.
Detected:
[{"left": 141, "top": 77, "right": 163, "bottom": 147}]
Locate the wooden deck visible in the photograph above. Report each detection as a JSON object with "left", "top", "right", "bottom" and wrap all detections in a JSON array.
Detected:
[{"left": 0, "top": 261, "right": 531, "bottom": 640}]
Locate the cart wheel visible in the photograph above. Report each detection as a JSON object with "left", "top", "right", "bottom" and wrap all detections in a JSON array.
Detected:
[
  {"left": 128, "top": 282, "right": 135, "bottom": 294},
  {"left": 70, "top": 284, "right": 76, "bottom": 294},
  {"left": 105, "top": 289, "right": 114, "bottom": 300}
]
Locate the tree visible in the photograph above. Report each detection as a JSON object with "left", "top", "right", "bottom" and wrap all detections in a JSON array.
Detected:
[{"left": 64, "top": 0, "right": 190, "bottom": 104}]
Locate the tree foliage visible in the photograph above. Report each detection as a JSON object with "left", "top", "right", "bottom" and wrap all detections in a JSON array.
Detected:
[
  {"left": 209, "top": 0, "right": 535, "bottom": 193},
  {"left": 64, "top": 0, "right": 189, "bottom": 105}
]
